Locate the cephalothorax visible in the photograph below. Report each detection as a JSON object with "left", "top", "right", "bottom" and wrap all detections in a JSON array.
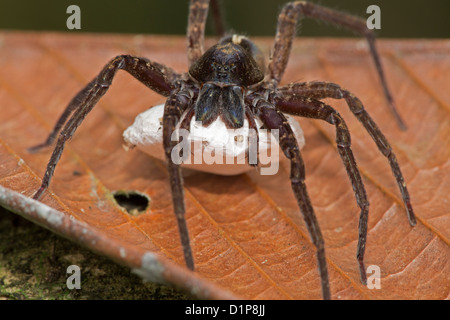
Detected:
[
  {"left": 30, "top": 0, "right": 416, "bottom": 299},
  {"left": 190, "top": 39, "right": 264, "bottom": 128}
]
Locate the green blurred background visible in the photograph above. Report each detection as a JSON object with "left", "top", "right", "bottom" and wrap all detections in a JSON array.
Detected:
[{"left": 1, "top": 0, "right": 449, "bottom": 38}]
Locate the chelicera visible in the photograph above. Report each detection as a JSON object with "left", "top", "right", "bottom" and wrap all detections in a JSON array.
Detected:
[{"left": 30, "top": 0, "right": 417, "bottom": 299}]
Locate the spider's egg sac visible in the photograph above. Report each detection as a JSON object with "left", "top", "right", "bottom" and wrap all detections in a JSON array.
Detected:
[{"left": 123, "top": 104, "right": 305, "bottom": 175}]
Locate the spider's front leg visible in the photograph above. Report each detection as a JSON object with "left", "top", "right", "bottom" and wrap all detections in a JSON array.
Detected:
[
  {"left": 30, "top": 55, "right": 178, "bottom": 200},
  {"left": 253, "top": 97, "right": 331, "bottom": 300},
  {"left": 268, "top": 1, "right": 406, "bottom": 129},
  {"left": 163, "top": 89, "right": 196, "bottom": 270},
  {"left": 187, "top": 0, "right": 210, "bottom": 66},
  {"left": 278, "top": 81, "right": 416, "bottom": 227}
]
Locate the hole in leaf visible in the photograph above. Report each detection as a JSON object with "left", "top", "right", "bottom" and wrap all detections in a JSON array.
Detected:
[{"left": 112, "top": 190, "right": 149, "bottom": 216}]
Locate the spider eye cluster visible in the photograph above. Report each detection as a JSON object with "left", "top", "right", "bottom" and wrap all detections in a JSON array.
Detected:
[
  {"left": 213, "top": 64, "right": 235, "bottom": 72},
  {"left": 211, "top": 62, "right": 237, "bottom": 81}
]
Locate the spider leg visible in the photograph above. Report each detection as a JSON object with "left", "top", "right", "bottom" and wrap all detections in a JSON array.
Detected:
[
  {"left": 31, "top": 55, "right": 178, "bottom": 200},
  {"left": 210, "top": 0, "right": 226, "bottom": 38},
  {"left": 187, "top": 0, "right": 210, "bottom": 66},
  {"left": 163, "top": 89, "right": 195, "bottom": 270},
  {"left": 28, "top": 79, "right": 97, "bottom": 153},
  {"left": 246, "top": 107, "right": 260, "bottom": 167},
  {"left": 179, "top": 105, "right": 196, "bottom": 162},
  {"left": 275, "top": 96, "right": 370, "bottom": 285},
  {"left": 254, "top": 98, "right": 331, "bottom": 300},
  {"left": 268, "top": 1, "right": 407, "bottom": 130},
  {"left": 278, "top": 81, "right": 416, "bottom": 226}
]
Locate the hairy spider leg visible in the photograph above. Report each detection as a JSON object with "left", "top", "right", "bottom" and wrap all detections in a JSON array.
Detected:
[
  {"left": 268, "top": 1, "right": 407, "bottom": 130},
  {"left": 163, "top": 89, "right": 196, "bottom": 270},
  {"left": 254, "top": 97, "right": 331, "bottom": 300},
  {"left": 278, "top": 81, "right": 416, "bottom": 227},
  {"left": 245, "top": 107, "right": 260, "bottom": 167},
  {"left": 275, "top": 96, "right": 370, "bottom": 285},
  {"left": 31, "top": 55, "right": 178, "bottom": 200},
  {"left": 28, "top": 79, "right": 97, "bottom": 153},
  {"left": 209, "top": 0, "right": 226, "bottom": 38},
  {"left": 187, "top": 0, "right": 210, "bottom": 66}
]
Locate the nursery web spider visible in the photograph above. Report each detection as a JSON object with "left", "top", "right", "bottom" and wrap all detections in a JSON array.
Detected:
[{"left": 30, "top": 0, "right": 416, "bottom": 299}]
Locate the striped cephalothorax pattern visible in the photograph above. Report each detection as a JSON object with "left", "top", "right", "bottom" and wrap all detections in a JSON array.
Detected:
[{"left": 31, "top": 1, "right": 416, "bottom": 300}]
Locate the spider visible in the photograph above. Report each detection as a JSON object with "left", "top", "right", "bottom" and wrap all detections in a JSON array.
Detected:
[{"left": 30, "top": 0, "right": 417, "bottom": 299}]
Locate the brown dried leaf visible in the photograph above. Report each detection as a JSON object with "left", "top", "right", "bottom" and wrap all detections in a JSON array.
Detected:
[{"left": 0, "top": 32, "right": 448, "bottom": 299}]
